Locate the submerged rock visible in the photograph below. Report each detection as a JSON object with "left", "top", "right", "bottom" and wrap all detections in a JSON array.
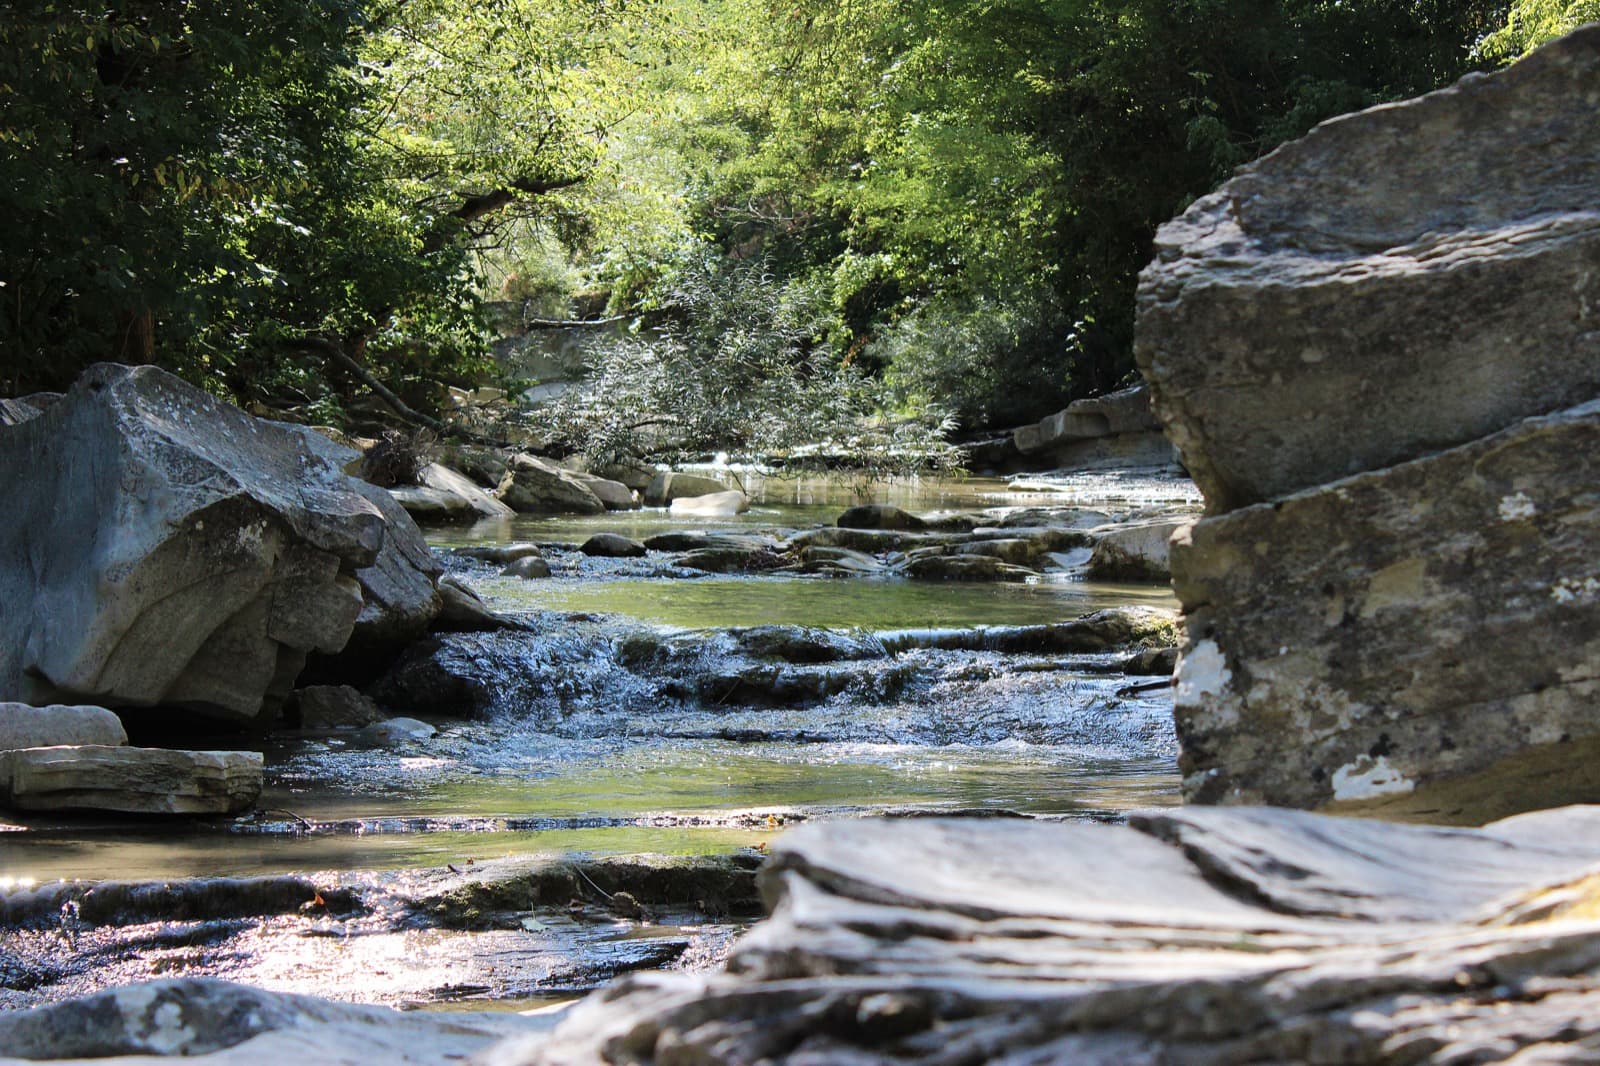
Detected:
[
  {"left": 0, "top": 703, "right": 127, "bottom": 750},
  {"left": 520, "top": 806, "right": 1600, "bottom": 1065},
  {"left": 0, "top": 365, "right": 396, "bottom": 721},
  {"left": 904, "top": 554, "right": 1035, "bottom": 582},
  {"left": 0, "top": 745, "right": 262, "bottom": 814}
]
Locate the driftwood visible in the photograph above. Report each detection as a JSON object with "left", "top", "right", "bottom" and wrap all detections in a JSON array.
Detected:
[{"left": 513, "top": 806, "right": 1600, "bottom": 1065}]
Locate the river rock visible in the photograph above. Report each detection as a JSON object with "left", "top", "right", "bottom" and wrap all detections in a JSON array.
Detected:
[
  {"left": 1085, "top": 517, "right": 1190, "bottom": 581},
  {"left": 0, "top": 365, "right": 392, "bottom": 721},
  {"left": 435, "top": 573, "right": 520, "bottom": 631},
  {"left": 580, "top": 533, "right": 648, "bottom": 558},
  {"left": 501, "top": 454, "right": 606, "bottom": 515},
  {"left": 1135, "top": 29, "right": 1600, "bottom": 821},
  {"left": 905, "top": 554, "right": 1034, "bottom": 582},
  {"left": 435, "top": 443, "right": 512, "bottom": 489},
  {"left": 571, "top": 473, "right": 639, "bottom": 511},
  {"left": 291, "top": 685, "right": 384, "bottom": 729},
  {"left": 835, "top": 504, "right": 925, "bottom": 531},
  {"left": 455, "top": 542, "right": 544, "bottom": 565},
  {"left": 0, "top": 978, "right": 551, "bottom": 1064},
  {"left": 1171, "top": 400, "right": 1600, "bottom": 821},
  {"left": 502, "top": 555, "right": 552, "bottom": 579},
  {"left": 286, "top": 427, "right": 444, "bottom": 667},
  {"left": 669, "top": 490, "right": 748, "bottom": 517},
  {"left": 642, "top": 471, "right": 729, "bottom": 507},
  {"left": 389, "top": 463, "right": 515, "bottom": 521},
  {"left": 515, "top": 805, "right": 1600, "bottom": 1065},
  {"left": 356, "top": 717, "right": 437, "bottom": 745},
  {"left": 0, "top": 745, "right": 262, "bottom": 814},
  {"left": 1136, "top": 27, "right": 1600, "bottom": 513},
  {"left": 0, "top": 703, "right": 127, "bottom": 750}
]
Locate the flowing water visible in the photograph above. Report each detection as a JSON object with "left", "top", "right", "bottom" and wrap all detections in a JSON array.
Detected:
[{"left": 0, "top": 469, "right": 1198, "bottom": 1010}]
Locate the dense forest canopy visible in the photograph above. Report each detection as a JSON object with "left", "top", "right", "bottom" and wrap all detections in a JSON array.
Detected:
[{"left": 1, "top": 0, "right": 1563, "bottom": 461}]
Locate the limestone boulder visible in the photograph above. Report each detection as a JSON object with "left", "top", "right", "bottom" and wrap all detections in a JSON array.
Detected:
[
  {"left": 0, "top": 365, "right": 391, "bottom": 722},
  {"left": 1136, "top": 27, "right": 1600, "bottom": 513},
  {"left": 0, "top": 703, "right": 127, "bottom": 750},
  {"left": 642, "top": 471, "right": 729, "bottom": 507},
  {"left": 0, "top": 745, "right": 262, "bottom": 814},
  {"left": 570, "top": 472, "right": 640, "bottom": 511},
  {"left": 389, "top": 463, "right": 514, "bottom": 521},
  {"left": 1171, "top": 400, "right": 1600, "bottom": 822},
  {"left": 1086, "top": 517, "right": 1190, "bottom": 581},
  {"left": 668, "top": 490, "right": 748, "bottom": 517},
  {"left": 286, "top": 427, "right": 443, "bottom": 664},
  {"left": 516, "top": 806, "right": 1600, "bottom": 1065},
  {"left": 500, "top": 454, "right": 606, "bottom": 515}
]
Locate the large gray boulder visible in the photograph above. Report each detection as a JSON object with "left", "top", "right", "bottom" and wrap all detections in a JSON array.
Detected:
[
  {"left": 1135, "top": 29, "right": 1600, "bottom": 821},
  {"left": 1171, "top": 400, "right": 1600, "bottom": 820},
  {"left": 278, "top": 426, "right": 443, "bottom": 668},
  {"left": 1137, "top": 27, "right": 1600, "bottom": 514},
  {"left": 500, "top": 454, "right": 606, "bottom": 514},
  {"left": 0, "top": 365, "right": 392, "bottom": 721},
  {"left": 642, "top": 471, "right": 729, "bottom": 507},
  {"left": 513, "top": 807, "right": 1600, "bottom": 1065}
]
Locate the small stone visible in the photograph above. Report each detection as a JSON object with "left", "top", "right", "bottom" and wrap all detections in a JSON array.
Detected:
[
  {"left": 836, "top": 504, "right": 925, "bottom": 531},
  {"left": 580, "top": 533, "right": 648, "bottom": 558},
  {"left": 501, "top": 556, "right": 552, "bottom": 579}
]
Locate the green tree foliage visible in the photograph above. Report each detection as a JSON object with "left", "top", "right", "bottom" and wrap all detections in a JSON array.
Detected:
[
  {"left": 1479, "top": 0, "right": 1600, "bottom": 58},
  {"left": 578, "top": 0, "right": 1505, "bottom": 431},
  {"left": 1, "top": 0, "right": 643, "bottom": 418},
  {"left": 1, "top": 0, "right": 368, "bottom": 394}
]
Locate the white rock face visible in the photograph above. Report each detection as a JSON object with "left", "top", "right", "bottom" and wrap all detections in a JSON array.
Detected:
[
  {"left": 390, "top": 463, "right": 514, "bottom": 520},
  {"left": 668, "top": 490, "right": 749, "bottom": 517}
]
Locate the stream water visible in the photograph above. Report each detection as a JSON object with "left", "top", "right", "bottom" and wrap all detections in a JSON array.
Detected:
[{"left": 0, "top": 469, "right": 1198, "bottom": 1012}]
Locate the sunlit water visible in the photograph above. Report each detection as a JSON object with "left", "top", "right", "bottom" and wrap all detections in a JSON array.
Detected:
[{"left": 0, "top": 469, "right": 1195, "bottom": 1010}]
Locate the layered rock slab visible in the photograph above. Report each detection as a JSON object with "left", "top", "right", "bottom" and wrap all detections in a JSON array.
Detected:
[
  {"left": 0, "top": 365, "right": 391, "bottom": 720},
  {"left": 510, "top": 806, "right": 1600, "bottom": 1065},
  {"left": 1136, "top": 26, "right": 1600, "bottom": 513},
  {"left": 0, "top": 746, "right": 262, "bottom": 814},
  {"left": 1171, "top": 400, "right": 1600, "bottom": 821}
]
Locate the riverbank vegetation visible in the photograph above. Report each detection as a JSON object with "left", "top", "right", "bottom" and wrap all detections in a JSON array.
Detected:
[{"left": 1, "top": 0, "right": 1549, "bottom": 459}]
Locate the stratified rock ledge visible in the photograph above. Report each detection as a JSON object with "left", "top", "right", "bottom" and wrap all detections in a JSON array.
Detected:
[{"left": 507, "top": 807, "right": 1600, "bottom": 1066}]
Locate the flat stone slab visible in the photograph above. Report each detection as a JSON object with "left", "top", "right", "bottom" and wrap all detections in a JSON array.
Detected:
[
  {"left": 0, "top": 703, "right": 126, "bottom": 750},
  {"left": 0, "top": 745, "right": 262, "bottom": 814},
  {"left": 518, "top": 806, "right": 1600, "bottom": 1065}
]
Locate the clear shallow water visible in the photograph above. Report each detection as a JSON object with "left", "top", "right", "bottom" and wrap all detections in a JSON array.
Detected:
[{"left": 2, "top": 471, "right": 1190, "bottom": 888}]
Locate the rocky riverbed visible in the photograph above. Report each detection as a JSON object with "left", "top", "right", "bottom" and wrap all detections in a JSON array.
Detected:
[{"left": 0, "top": 468, "right": 1198, "bottom": 1017}]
